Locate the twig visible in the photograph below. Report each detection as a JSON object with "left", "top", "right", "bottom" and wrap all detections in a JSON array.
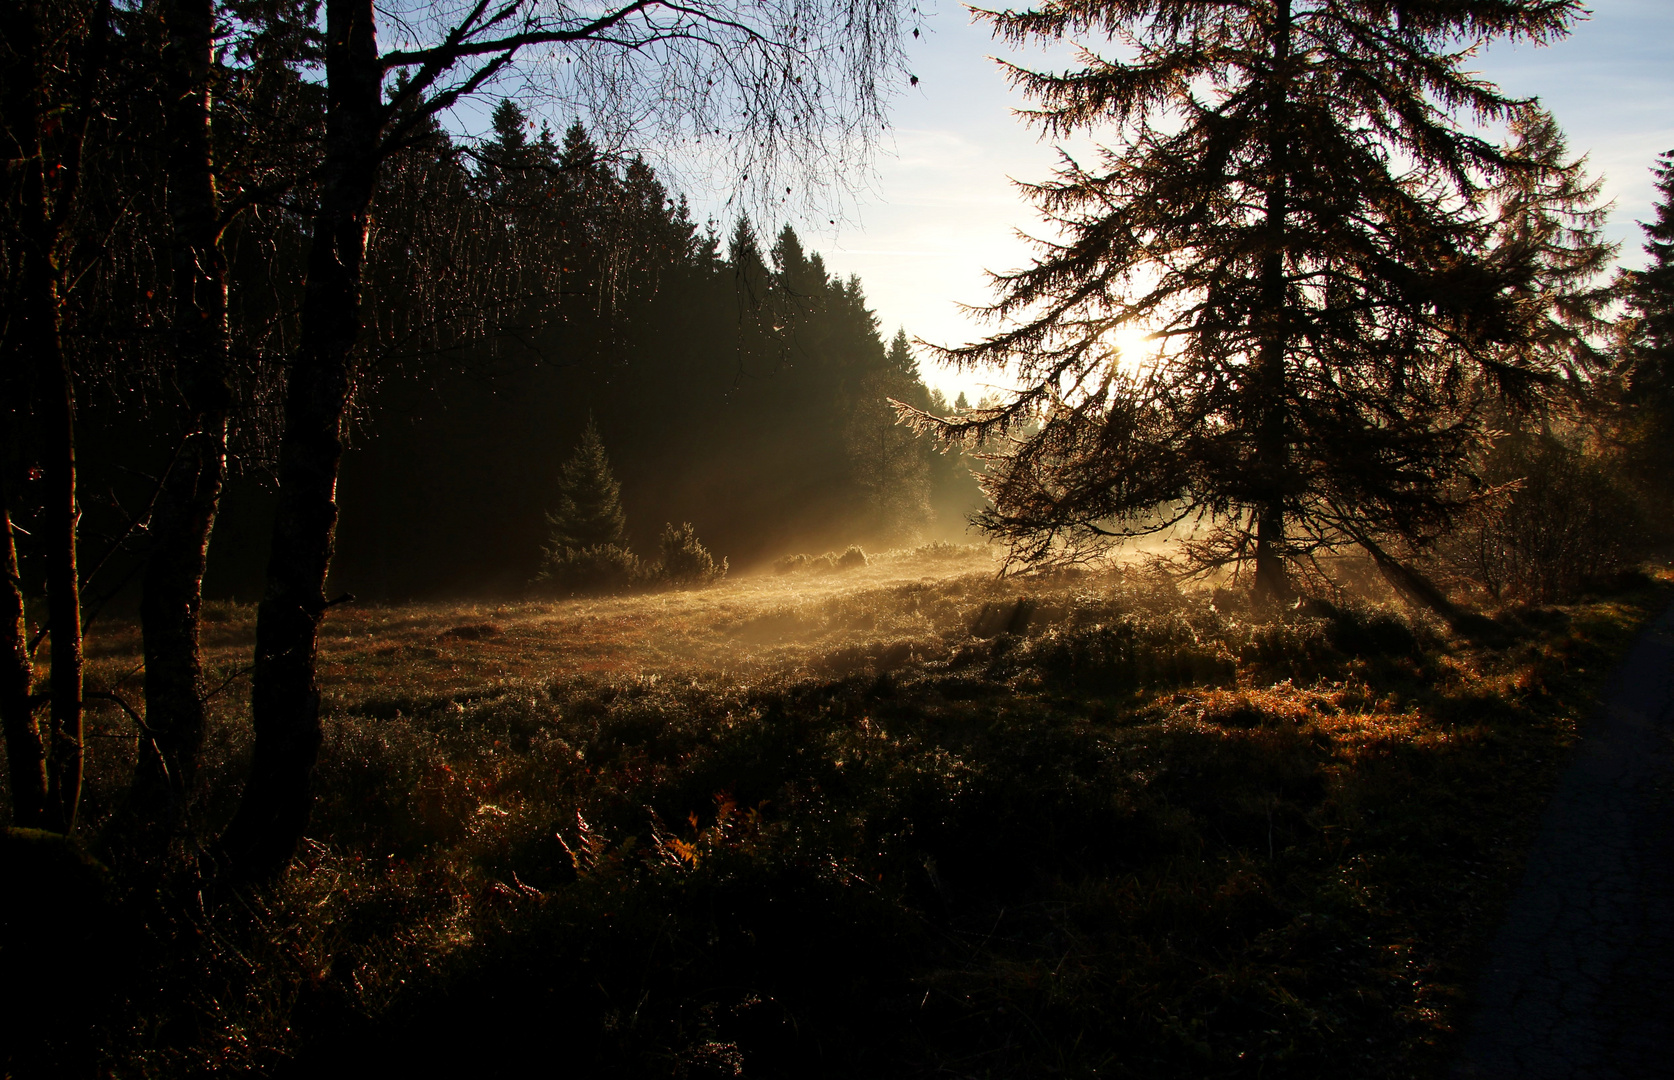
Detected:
[
  {"left": 86, "top": 689, "right": 154, "bottom": 734},
  {"left": 86, "top": 688, "right": 168, "bottom": 783},
  {"left": 202, "top": 663, "right": 255, "bottom": 704}
]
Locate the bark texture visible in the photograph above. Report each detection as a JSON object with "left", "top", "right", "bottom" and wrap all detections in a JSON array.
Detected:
[
  {"left": 219, "top": 0, "right": 381, "bottom": 879},
  {"left": 0, "top": 0, "right": 90, "bottom": 833},
  {"left": 0, "top": 466, "right": 47, "bottom": 827},
  {"left": 130, "top": 0, "right": 233, "bottom": 834}
]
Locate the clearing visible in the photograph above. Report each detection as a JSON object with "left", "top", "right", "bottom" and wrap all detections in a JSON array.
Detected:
[{"left": 56, "top": 547, "right": 1673, "bottom": 1078}]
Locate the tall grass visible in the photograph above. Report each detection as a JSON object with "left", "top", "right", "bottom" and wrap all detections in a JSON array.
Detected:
[{"left": 6, "top": 554, "right": 1666, "bottom": 1078}]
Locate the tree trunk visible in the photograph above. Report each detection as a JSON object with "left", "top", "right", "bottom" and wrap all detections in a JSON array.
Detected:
[
  {"left": 1251, "top": 0, "right": 1292, "bottom": 603},
  {"left": 129, "top": 0, "right": 232, "bottom": 837},
  {"left": 1, "top": 0, "right": 87, "bottom": 834},
  {"left": 1363, "top": 539, "right": 1463, "bottom": 625},
  {"left": 0, "top": 0, "right": 46, "bottom": 834},
  {"left": 38, "top": 293, "right": 84, "bottom": 835},
  {"left": 0, "top": 463, "right": 47, "bottom": 827},
  {"left": 218, "top": 0, "right": 381, "bottom": 880}
]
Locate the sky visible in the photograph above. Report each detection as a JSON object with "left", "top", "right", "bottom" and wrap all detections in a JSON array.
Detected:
[{"left": 792, "top": 1, "right": 1674, "bottom": 403}]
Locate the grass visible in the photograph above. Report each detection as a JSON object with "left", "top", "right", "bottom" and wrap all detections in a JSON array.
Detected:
[{"left": 15, "top": 545, "right": 1672, "bottom": 1078}]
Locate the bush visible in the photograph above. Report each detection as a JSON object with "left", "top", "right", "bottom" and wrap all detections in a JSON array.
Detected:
[
  {"left": 905, "top": 541, "right": 987, "bottom": 562},
  {"left": 1447, "top": 431, "right": 1643, "bottom": 603},
  {"left": 773, "top": 546, "right": 868, "bottom": 575},
  {"left": 653, "top": 522, "right": 727, "bottom": 587},
  {"left": 537, "top": 543, "right": 642, "bottom": 596}
]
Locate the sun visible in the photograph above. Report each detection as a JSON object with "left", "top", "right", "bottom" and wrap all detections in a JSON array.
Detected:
[{"left": 1107, "top": 321, "right": 1159, "bottom": 373}]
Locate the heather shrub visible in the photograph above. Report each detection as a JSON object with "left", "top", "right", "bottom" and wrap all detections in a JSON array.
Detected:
[
  {"left": 903, "top": 540, "right": 988, "bottom": 562},
  {"left": 536, "top": 543, "right": 642, "bottom": 596},
  {"left": 652, "top": 522, "right": 727, "bottom": 586},
  {"left": 773, "top": 546, "right": 868, "bottom": 575},
  {"left": 772, "top": 552, "right": 810, "bottom": 574}
]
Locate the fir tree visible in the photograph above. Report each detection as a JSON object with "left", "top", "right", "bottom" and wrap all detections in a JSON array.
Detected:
[
  {"left": 906, "top": 0, "right": 1608, "bottom": 600},
  {"left": 545, "top": 418, "right": 629, "bottom": 553},
  {"left": 848, "top": 321, "right": 933, "bottom": 540},
  {"left": 1625, "top": 152, "right": 1674, "bottom": 415},
  {"left": 1618, "top": 150, "right": 1674, "bottom": 511},
  {"left": 730, "top": 215, "right": 773, "bottom": 313},
  {"left": 491, "top": 98, "right": 529, "bottom": 156},
  {"left": 886, "top": 328, "right": 927, "bottom": 403}
]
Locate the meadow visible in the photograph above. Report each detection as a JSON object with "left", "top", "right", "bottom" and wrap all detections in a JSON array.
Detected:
[{"left": 38, "top": 546, "right": 1672, "bottom": 1077}]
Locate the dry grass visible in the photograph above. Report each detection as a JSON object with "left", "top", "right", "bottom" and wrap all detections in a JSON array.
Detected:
[{"left": 31, "top": 549, "right": 1672, "bottom": 1078}]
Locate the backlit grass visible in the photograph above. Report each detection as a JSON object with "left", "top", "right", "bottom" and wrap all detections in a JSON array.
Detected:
[{"left": 40, "top": 548, "right": 1674, "bottom": 1077}]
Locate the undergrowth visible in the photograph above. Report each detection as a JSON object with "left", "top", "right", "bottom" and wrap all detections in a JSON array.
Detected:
[{"left": 9, "top": 563, "right": 1669, "bottom": 1078}]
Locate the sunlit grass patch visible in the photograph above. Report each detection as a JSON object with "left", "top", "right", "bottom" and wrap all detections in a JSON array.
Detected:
[{"left": 60, "top": 562, "right": 1673, "bottom": 1077}]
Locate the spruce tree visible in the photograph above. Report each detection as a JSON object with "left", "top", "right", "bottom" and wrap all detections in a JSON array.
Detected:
[
  {"left": 1625, "top": 152, "right": 1674, "bottom": 425},
  {"left": 886, "top": 328, "right": 929, "bottom": 405},
  {"left": 545, "top": 418, "right": 629, "bottom": 554},
  {"left": 907, "top": 0, "right": 1608, "bottom": 600}
]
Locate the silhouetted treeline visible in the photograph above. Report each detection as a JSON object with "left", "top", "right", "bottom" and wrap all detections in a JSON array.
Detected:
[
  {"left": 67, "top": 95, "right": 978, "bottom": 604},
  {"left": 331, "top": 105, "right": 972, "bottom": 598}
]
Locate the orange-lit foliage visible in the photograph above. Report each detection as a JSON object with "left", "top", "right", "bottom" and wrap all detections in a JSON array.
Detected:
[{"left": 50, "top": 551, "right": 1669, "bottom": 1077}]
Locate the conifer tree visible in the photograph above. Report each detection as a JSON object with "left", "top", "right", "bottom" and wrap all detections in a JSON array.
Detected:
[
  {"left": 730, "top": 215, "right": 774, "bottom": 318},
  {"left": 545, "top": 417, "right": 629, "bottom": 554},
  {"left": 905, "top": 0, "right": 1607, "bottom": 600},
  {"left": 1623, "top": 151, "right": 1674, "bottom": 457}
]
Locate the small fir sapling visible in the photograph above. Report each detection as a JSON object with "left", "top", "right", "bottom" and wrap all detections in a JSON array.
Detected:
[{"left": 539, "top": 420, "right": 641, "bottom": 593}]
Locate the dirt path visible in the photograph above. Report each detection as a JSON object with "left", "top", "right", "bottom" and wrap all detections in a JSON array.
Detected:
[{"left": 1455, "top": 601, "right": 1674, "bottom": 1079}]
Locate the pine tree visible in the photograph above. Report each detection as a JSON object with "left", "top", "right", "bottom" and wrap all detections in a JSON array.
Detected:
[
  {"left": 544, "top": 418, "right": 629, "bottom": 553},
  {"left": 906, "top": 0, "right": 1607, "bottom": 600}
]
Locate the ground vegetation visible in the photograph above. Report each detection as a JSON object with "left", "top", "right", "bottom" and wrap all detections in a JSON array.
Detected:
[{"left": 6, "top": 556, "right": 1665, "bottom": 1076}]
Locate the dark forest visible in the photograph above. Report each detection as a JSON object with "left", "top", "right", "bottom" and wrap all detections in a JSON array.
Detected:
[{"left": 75, "top": 95, "right": 981, "bottom": 602}]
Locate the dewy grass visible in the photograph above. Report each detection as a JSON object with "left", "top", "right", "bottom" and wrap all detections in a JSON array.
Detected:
[{"left": 44, "top": 554, "right": 1673, "bottom": 1077}]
